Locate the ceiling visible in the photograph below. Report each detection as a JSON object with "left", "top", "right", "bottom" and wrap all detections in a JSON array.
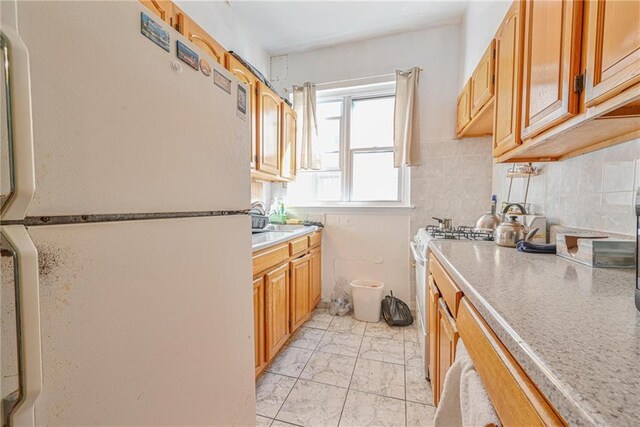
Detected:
[{"left": 228, "top": 1, "right": 470, "bottom": 55}]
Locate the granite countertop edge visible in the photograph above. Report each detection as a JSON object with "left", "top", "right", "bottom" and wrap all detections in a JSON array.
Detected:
[
  {"left": 251, "top": 226, "right": 318, "bottom": 251},
  {"left": 428, "top": 242, "right": 605, "bottom": 426}
]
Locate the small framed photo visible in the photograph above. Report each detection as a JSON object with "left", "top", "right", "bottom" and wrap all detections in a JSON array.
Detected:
[
  {"left": 237, "top": 85, "right": 247, "bottom": 119},
  {"left": 176, "top": 40, "right": 199, "bottom": 71},
  {"left": 140, "top": 12, "right": 170, "bottom": 52},
  {"left": 214, "top": 70, "right": 232, "bottom": 94}
]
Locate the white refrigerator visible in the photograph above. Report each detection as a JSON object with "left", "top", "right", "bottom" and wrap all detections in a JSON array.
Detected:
[{"left": 1, "top": 1, "right": 255, "bottom": 425}]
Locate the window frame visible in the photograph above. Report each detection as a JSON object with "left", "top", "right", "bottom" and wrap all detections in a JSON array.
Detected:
[{"left": 290, "top": 79, "right": 410, "bottom": 207}]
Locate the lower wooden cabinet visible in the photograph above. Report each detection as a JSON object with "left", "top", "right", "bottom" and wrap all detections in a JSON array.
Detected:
[
  {"left": 429, "top": 255, "right": 566, "bottom": 425},
  {"left": 265, "top": 263, "right": 290, "bottom": 361},
  {"left": 428, "top": 275, "right": 440, "bottom": 404},
  {"left": 437, "top": 298, "right": 459, "bottom": 401},
  {"left": 253, "top": 231, "right": 323, "bottom": 378},
  {"left": 253, "top": 276, "right": 266, "bottom": 376},
  {"left": 290, "top": 254, "right": 311, "bottom": 333},
  {"left": 309, "top": 248, "right": 322, "bottom": 308}
]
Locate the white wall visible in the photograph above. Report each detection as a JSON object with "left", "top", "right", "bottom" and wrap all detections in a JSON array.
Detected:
[
  {"left": 459, "top": 0, "right": 511, "bottom": 89},
  {"left": 270, "top": 24, "right": 494, "bottom": 308},
  {"left": 174, "top": 0, "right": 270, "bottom": 76},
  {"left": 287, "top": 209, "right": 411, "bottom": 305}
]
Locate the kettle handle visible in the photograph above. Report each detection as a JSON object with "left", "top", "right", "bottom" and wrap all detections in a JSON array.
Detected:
[
  {"left": 525, "top": 227, "right": 540, "bottom": 242},
  {"left": 502, "top": 203, "right": 527, "bottom": 217}
]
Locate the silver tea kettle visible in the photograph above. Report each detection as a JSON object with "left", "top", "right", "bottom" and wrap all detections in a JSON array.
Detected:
[{"left": 494, "top": 203, "right": 539, "bottom": 247}]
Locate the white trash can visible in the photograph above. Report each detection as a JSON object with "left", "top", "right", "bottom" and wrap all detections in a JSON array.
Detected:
[{"left": 350, "top": 279, "right": 385, "bottom": 322}]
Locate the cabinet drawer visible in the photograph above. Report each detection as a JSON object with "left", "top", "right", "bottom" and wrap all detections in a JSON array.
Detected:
[
  {"left": 429, "top": 256, "right": 463, "bottom": 317},
  {"left": 253, "top": 243, "right": 288, "bottom": 274},
  {"left": 308, "top": 232, "right": 322, "bottom": 248},
  {"left": 289, "top": 236, "right": 309, "bottom": 256},
  {"left": 457, "top": 298, "right": 565, "bottom": 426}
]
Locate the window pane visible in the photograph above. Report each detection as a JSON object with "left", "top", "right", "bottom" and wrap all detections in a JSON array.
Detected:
[
  {"left": 317, "top": 118, "right": 340, "bottom": 154},
  {"left": 316, "top": 171, "right": 342, "bottom": 201},
  {"left": 351, "top": 97, "right": 394, "bottom": 149},
  {"left": 317, "top": 101, "right": 342, "bottom": 119},
  {"left": 286, "top": 172, "right": 314, "bottom": 203},
  {"left": 351, "top": 151, "right": 398, "bottom": 201},
  {"left": 319, "top": 152, "right": 339, "bottom": 170}
]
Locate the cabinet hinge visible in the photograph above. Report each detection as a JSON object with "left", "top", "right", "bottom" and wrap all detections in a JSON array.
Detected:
[
  {"left": 573, "top": 73, "right": 585, "bottom": 94},
  {"left": 493, "top": 48, "right": 496, "bottom": 59},
  {"left": 492, "top": 74, "right": 495, "bottom": 85}
]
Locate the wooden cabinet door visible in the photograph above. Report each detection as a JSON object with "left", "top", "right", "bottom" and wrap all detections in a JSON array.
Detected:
[
  {"left": 265, "top": 263, "right": 290, "bottom": 360},
  {"left": 309, "top": 248, "right": 322, "bottom": 309},
  {"left": 173, "top": 5, "right": 226, "bottom": 65},
  {"left": 226, "top": 53, "right": 259, "bottom": 169},
  {"left": 280, "top": 102, "right": 297, "bottom": 181},
  {"left": 471, "top": 40, "right": 496, "bottom": 116},
  {"left": 253, "top": 276, "right": 266, "bottom": 377},
  {"left": 520, "top": 0, "right": 583, "bottom": 139},
  {"left": 493, "top": 1, "right": 525, "bottom": 157},
  {"left": 290, "top": 255, "right": 311, "bottom": 333},
  {"left": 428, "top": 276, "right": 440, "bottom": 405},
  {"left": 257, "top": 82, "right": 281, "bottom": 176},
  {"left": 584, "top": 0, "right": 640, "bottom": 106},
  {"left": 437, "top": 298, "right": 459, "bottom": 401},
  {"left": 456, "top": 80, "right": 472, "bottom": 135},
  {"left": 139, "top": 0, "right": 172, "bottom": 24}
]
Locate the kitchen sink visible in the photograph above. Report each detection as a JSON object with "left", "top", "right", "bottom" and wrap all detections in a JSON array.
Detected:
[{"left": 252, "top": 224, "right": 306, "bottom": 234}]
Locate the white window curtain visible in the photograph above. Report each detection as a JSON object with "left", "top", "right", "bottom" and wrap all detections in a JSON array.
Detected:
[
  {"left": 293, "top": 82, "right": 320, "bottom": 170},
  {"left": 393, "top": 67, "right": 421, "bottom": 167}
]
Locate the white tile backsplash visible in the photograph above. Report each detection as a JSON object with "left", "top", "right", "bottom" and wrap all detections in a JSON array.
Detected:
[{"left": 493, "top": 138, "right": 640, "bottom": 237}]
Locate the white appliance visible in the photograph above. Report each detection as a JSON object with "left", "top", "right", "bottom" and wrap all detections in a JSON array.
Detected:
[
  {"left": 410, "top": 224, "right": 493, "bottom": 382},
  {"left": 1, "top": 2, "right": 255, "bottom": 426},
  {"left": 410, "top": 231, "right": 430, "bottom": 380}
]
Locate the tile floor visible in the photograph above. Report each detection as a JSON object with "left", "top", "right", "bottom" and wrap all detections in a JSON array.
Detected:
[{"left": 256, "top": 308, "right": 436, "bottom": 427}]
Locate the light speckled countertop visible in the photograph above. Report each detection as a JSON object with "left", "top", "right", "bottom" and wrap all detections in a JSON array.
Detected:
[
  {"left": 252, "top": 226, "right": 318, "bottom": 251},
  {"left": 429, "top": 240, "right": 639, "bottom": 426}
]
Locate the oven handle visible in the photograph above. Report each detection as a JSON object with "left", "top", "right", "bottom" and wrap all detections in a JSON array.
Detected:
[{"left": 410, "top": 242, "right": 426, "bottom": 266}]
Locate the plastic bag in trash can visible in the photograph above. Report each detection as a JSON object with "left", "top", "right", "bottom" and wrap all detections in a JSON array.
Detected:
[
  {"left": 381, "top": 291, "right": 413, "bottom": 326},
  {"left": 329, "top": 277, "right": 353, "bottom": 316}
]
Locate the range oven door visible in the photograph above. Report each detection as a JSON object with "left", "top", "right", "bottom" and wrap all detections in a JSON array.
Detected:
[{"left": 410, "top": 241, "right": 429, "bottom": 380}]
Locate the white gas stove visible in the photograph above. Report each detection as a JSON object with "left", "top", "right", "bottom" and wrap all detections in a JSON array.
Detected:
[{"left": 410, "top": 224, "right": 493, "bottom": 380}]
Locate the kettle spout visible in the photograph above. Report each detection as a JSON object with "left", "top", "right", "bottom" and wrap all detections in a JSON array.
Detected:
[{"left": 524, "top": 227, "right": 540, "bottom": 242}]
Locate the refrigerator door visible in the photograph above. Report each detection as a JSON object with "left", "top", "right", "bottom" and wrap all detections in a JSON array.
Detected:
[
  {"left": 1, "top": 215, "right": 255, "bottom": 426},
  {"left": 9, "top": 1, "right": 250, "bottom": 219}
]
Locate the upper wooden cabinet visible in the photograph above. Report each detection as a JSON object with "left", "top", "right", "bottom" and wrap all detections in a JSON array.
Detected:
[
  {"left": 458, "top": 41, "right": 496, "bottom": 138},
  {"left": 456, "top": 80, "right": 472, "bottom": 135},
  {"left": 140, "top": 0, "right": 172, "bottom": 24},
  {"left": 172, "top": 4, "right": 226, "bottom": 65},
  {"left": 257, "top": 82, "right": 282, "bottom": 177},
  {"left": 280, "top": 103, "right": 297, "bottom": 181},
  {"left": 584, "top": 0, "right": 640, "bottom": 107},
  {"left": 471, "top": 40, "right": 496, "bottom": 116},
  {"left": 226, "top": 53, "right": 259, "bottom": 169},
  {"left": 520, "top": 0, "right": 583, "bottom": 140},
  {"left": 493, "top": 1, "right": 525, "bottom": 157}
]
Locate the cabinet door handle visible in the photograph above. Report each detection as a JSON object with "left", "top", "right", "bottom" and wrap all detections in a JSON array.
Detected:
[
  {"left": 0, "top": 5, "right": 37, "bottom": 222},
  {"left": 1, "top": 225, "right": 43, "bottom": 427}
]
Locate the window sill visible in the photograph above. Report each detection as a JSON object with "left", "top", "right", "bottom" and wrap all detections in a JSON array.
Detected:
[{"left": 287, "top": 204, "right": 415, "bottom": 214}]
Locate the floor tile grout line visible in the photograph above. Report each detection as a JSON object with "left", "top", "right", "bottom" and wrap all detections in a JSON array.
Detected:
[
  {"left": 336, "top": 322, "right": 366, "bottom": 427},
  {"left": 271, "top": 311, "right": 333, "bottom": 425}
]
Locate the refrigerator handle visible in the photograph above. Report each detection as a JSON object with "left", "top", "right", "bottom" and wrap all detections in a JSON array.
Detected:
[
  {"left": 1, "top": 225, "right": 42, "bottom": 427},
  {"left": 0, "top": 0, "right": 36, "bottom": 221}
]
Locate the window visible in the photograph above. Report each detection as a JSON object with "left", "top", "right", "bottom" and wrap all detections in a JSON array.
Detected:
[{"left": 287, "top": 81, "right": 408, "bottom": 206}]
